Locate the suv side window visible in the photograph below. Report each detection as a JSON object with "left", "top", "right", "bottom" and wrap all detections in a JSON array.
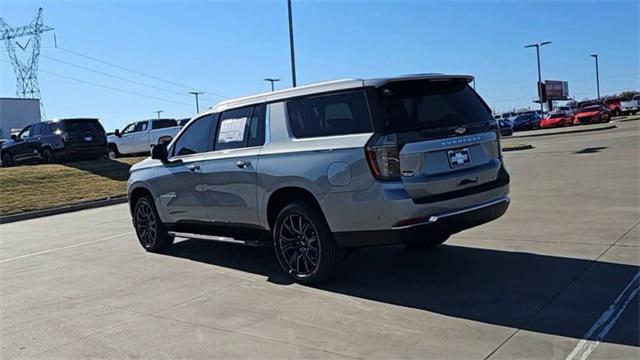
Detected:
[
  {"left": 286, "top": 91, "right": 372, "bottom": 138},
  {"left": 215, "top": 106, "right": 253, "bottom": 151},
  {"left": 173, "top": 114, "right": 216, "bottom": 157},
  {"left": 42, "top": 123, "right": 52, "bottom": 135},
  {"left": 19, "top": 126, "right": 32, "bottom": 140},
  {"left": 31, "top": 123, "right": 42, "bottom": 137},
  {"left": 152, "top": 119, "right": 177, "bottom": 129},
  {"left": 134, "top": 121, "right": 149, "bottom": 132},
  {"left": 121, "top": 123, "right": 136, "bottom": 134},
  {"left": 248, "top": 104, "right": 266, "bottom": 147}
]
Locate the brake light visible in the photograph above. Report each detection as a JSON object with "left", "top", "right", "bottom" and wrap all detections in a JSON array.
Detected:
[{"left": 365, "top": 133, "right": 401, "bottom": 180}]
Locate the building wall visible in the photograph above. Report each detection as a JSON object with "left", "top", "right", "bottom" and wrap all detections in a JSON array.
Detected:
[{"left": 0, "top": 98, "right": 41, "bottom": 138}]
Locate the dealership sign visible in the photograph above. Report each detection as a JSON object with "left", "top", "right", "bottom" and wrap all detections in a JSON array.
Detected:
[{"left": 544, "top": 80, "right": 570, "bottom": 100}]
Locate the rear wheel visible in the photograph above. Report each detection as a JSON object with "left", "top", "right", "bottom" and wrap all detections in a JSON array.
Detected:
[
  {"left": 41, "top": 148, "right": 56, "bottom": 164},
  {"left": 404, "top": 232, "right": 450, "bottom": 249},
  {"left": 133, "top": 195, "right": 173, "bottom": 252},
  {"left": 273, "top": 201, "right": 344, "bottom": 284},
  {"left": 2, "top": 152, "right": 14, "bottom": 167}
]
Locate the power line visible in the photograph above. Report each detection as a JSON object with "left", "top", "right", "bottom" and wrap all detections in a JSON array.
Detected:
[
  {"left": 39, "top": 68, "right": 193, "bottom": 107},
  {"left": 40, "top": 54, "right": 197, "bottom": 99},
  {"left": 0, "top": 58, "right": 193, "bottom": 107},
  {"left": 55, "top": 46, "right": 229, "bottom": 99}
]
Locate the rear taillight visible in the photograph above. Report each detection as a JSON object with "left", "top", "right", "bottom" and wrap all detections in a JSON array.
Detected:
[{"left": 365, "top": 133, "right": 401, "bottom": 180}]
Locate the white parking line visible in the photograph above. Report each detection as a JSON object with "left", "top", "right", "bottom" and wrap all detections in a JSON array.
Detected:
[
  {"left": 565, "top": 271, "right": 640, "bottom": 360},
  {"left": 0, "top": 231, "right": 133, "bottom": 264}
]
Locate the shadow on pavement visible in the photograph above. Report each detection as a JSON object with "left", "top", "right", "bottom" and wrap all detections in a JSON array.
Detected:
[
  {"left": 162, "top": 240, "right": 639, "bottom": 347},
  {"left": 63, "top": 159, "right": 132, "bottom": 181}
]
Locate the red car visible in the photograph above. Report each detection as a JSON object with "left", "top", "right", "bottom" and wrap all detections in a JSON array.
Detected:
[
  {"left": 573, "top": 105, "right": 610, "bottom": 125},
  {"left": 604, "top": 97, "right": 622, "bottom": 116},
  {"left": 540, "top": 112, "right": 573, "bottom": 128}
]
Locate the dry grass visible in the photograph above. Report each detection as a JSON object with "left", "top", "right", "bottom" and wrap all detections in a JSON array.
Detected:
[{"left": 0, "top": 157, "right": 145, "bottom": 216}]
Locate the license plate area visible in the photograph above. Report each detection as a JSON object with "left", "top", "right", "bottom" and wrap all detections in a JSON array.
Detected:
[{"left": 447, "top": 148, "right": 471, "bottom": 168}]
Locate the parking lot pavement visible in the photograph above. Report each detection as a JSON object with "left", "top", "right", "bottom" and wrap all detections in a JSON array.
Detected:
[{"left": 1, "top": 121, "right": 638, "bottom": 359}]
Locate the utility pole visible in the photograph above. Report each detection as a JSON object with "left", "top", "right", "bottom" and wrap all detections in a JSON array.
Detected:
[
  {"left": 590, "top": 54, "right": 600, "bottom": 100},
  {"left": 154, "top": 110, "right": 163, "bottom": 119},
  {"left": 287, "top": 0, "right": 297, "bottom": 87},
  {"left": 525, "top": 41, "right": 551, "bottom": 114},
  {"left": 264, "top": 78, "right": 281, "bottom": 91},
  {"left": 188, "top": 91, "right": 203, "bottom": 113}
]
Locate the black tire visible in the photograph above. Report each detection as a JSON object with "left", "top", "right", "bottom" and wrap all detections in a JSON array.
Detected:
[
  {"left": 133, "top": 195, "right": 174, "bottom": 252},
  {"left": 404, "top": 232, "right": 450, "bottom": 249},
  {"left": 273, "top": 201, "right": 344, "bottom": 284},
  {"left": 2, "top": 152, "right": 14, "bottom": 167},
  {"left": 107, "top": 144, "right": 119, "bottom": 159},
  {"left": 41, "top": 148, "right": 56, "bottom": 164}
]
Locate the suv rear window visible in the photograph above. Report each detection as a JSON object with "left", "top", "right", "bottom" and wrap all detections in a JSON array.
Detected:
[
  {"left": 52, "top": 119, "right": 105, "bottom": 135},
  {"left": 378, "top": 79, "right": 492, "bottom": 132},
  {"left": 286, "top": 91, "right": 372, "bottom": 138}
]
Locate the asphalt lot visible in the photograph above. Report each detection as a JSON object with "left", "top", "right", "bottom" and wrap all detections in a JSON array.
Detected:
[{"left": 1, "top": 120, "right": 638, "bottom": 359}]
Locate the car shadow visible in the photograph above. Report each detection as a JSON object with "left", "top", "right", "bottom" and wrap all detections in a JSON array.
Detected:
[
  {"left": 161, "top": 239, "right": 639, "bottom": 347},
  {"left": 574, "top": 146, "right": 608, "bottom": 154},
  {"left": 62, "top": 158, "right": 133, "bottom": 181}
]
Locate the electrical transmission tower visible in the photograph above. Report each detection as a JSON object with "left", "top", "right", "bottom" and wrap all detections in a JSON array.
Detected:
[{"left": 0, "top": 8, "right": 53, "bottom": 119}]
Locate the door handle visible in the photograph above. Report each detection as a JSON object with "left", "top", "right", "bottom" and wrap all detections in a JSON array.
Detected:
[
  {"left": 236, "top": 160, "right": 251, "bottom": 168},
  {"left": 187, "top": 164, "right": 201, "bottom": 172}
]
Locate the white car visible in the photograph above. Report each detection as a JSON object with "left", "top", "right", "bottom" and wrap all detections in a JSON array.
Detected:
[
  {"left": 620, "top": 95, "right": 640, "bottom": 115},
  {"left": 108, "top": 118, "right": 181, "bottom": 158}
]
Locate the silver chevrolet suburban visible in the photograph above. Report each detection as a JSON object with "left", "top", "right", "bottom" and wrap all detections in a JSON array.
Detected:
[{"left": 127, "top": 74, "right": 510, "bottom": 283}]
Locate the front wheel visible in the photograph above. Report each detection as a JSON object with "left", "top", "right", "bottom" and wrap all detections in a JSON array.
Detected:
[
  {"left": 273, "top": 202, "right": 344, "bottom": 284},
  {"left": 107, "top": 145, "right": 119, "bottom": 159},
  {"left": 41, "top": 148, "right": 56, "bottom": 164},
  {"left": 133, "top": 196, "right": 173, "bottom": 252},
  {"left": 2, "top": 152, "right": 14, "bottom": 167}
]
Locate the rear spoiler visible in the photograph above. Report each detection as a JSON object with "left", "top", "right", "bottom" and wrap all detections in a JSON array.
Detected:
[{"left": 364, "top": 74, "right": 474, "bottom": 88}]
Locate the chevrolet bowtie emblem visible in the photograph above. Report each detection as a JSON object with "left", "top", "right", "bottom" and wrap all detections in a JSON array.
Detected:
[{"left": 454, "top": 127, "right": 467, "bottom": 135}]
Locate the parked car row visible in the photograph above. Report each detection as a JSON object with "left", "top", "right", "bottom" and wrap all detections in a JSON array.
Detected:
[
  {"left": 1, "top": 117, "right": 191, "bottom": 167},
  {"left": 495, "top": 98, "right": 618, "bottom": 133}
]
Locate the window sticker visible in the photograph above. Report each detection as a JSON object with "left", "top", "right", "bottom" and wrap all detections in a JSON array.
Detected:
[{"left": 218, "top": 117, "right": 247, "bottom": 143}]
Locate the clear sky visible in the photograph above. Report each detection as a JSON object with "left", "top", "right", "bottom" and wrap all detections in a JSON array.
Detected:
[{"left": 1, "top": 0, "right": 638, "bottom": 131}]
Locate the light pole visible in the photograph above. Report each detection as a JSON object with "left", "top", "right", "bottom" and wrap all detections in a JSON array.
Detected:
[
  {"left": 264, "top": 78, "right": 281, "bottom": 92},
  {"left": 525, "top": 41, "right": 552, "bottom": 113},
  {"left": 287, "top": 0, "right": 297, "bottom": 87},
  {"left": 154, "top": 110, "right": 163, "bottom": 119},
  {"left": 188, "top": 91, "right": 204, "bottom": 113},
  {"left": 590, "top": 54, "right": 600, "bottom": 100}
]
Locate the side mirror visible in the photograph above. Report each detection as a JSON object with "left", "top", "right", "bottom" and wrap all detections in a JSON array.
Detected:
[
  {"left": 114, "top": 129, "right": 121, "bottom": 137},
  {"left": 11, "top": 134, "right": 18, "bottom": 141},
  {"left": 151, "top": 143, "right": 168, "bottom": 162}
]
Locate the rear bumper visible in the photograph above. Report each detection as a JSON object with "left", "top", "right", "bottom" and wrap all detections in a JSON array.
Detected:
[
  {"left": 334, "top": 195, "right": 510, "bottom": 247},
  {"left": 64, "top": 144, "right": 108, "bottom": 157}
]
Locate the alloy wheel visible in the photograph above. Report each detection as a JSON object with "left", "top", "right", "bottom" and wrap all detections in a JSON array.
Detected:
[
  {"left": 135, "top": 200, "right": 157, "bottom": 248},
  {"left": 278, "top": 213, "right": 320, "bottom": 277}
]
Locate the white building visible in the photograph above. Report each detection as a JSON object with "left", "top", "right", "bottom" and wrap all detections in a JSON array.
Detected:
[{"left": 0, "top": 98, "right": 41, "bottom": 138}]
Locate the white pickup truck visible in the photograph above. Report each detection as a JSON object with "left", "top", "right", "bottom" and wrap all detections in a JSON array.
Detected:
[
  {"left": 620, "top": 95, "right": 640, "bottom": 115},
  {"left": 108, "top": 118, "right": 182, "bottom": 158}
]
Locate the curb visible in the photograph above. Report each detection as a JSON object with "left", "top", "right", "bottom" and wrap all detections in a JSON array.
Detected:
[
  {"left": 0, "top": 196, "right": 128, "bottom": 224},
  {"left": 502, "top": 144, "right": 534, "bottom": 152},
  {"left": 512, "top": 124, "right": 617, "bottom": 139}
]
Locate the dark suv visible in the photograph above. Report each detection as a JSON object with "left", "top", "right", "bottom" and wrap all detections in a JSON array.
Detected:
[{"left": 1, "top": 118, "right": 107, "bottom": 167}]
